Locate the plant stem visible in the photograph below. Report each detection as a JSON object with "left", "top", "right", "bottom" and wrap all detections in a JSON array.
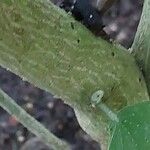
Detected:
[
  {"left": 132, "top": 0, "right": 150, "bottom": 96},
  {"left": 97, "top": 103, "right": 119, "bottom": 123},
  {"left": 0, "top": 89, "right": 69, "bottom": 150},
  {"left": 90, "top": 90, "right": 119, "bottom": 122}
]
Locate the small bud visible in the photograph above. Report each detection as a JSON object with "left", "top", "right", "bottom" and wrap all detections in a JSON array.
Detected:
[{"left": 91, "top": 90, "right": 104, "bottom": 106}]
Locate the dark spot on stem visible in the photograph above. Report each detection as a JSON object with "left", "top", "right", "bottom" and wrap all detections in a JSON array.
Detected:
[
  {"left": 139, "top": 77, "right": 141, "bottom": 82},
  {"left": 97, "top": 95, "right": 100, "bottom": 98},
  {"left": 111, "top": 52, "right": 115, "bottom": 57},
  {"left": 77, "top": 39, "right": 80, "bottom": 43},
  {"left": 68, "top": 64, "right": 71, "bottom": 71},
  {"left": 70, "top": 22, "right": 74, "bottom": 29}
]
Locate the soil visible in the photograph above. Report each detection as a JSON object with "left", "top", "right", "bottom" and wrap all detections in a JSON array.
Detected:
[{"left": 0, "top": 0, "right": 144, "bottom": 149}]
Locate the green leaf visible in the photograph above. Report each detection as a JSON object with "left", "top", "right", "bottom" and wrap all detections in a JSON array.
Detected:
[{"left": 109, "top": 101, "right": 150, "bottom": 150}]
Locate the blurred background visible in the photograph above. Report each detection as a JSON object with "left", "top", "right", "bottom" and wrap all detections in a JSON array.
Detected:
[{"left": 0, "top": 0, "right": 144, "bottom": 149}]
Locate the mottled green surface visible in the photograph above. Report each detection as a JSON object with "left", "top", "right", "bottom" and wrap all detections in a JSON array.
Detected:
[
  {"left": 0, "top": 89, "right": 69, "bottom": 150},
  {"left": 109, "top": 101, "right": 150, "bottom": 150},
  {"left": 132, "top": 0, "right": 150, "bottom": 96},
  {"left": 0, "top": 0, "right": 149, "bottom": 149}
]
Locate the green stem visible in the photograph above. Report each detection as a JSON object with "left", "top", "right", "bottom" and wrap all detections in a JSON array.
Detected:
[
  {"left": 91, "top": 90, "right": 119, "bottom": 122},
  {"left": 98, "top": 103, "right": 119, "bottom": 123},
  {"left": 0, "top": 89, "right": 69, "bottom": 150},
  {"left": 132, "top": 0, "right": 150, "bottom": 96}
]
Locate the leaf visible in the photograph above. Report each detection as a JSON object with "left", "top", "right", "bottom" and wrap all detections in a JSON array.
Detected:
[{"left": 109, "top": 101, "right": 150, "bottom": 150}]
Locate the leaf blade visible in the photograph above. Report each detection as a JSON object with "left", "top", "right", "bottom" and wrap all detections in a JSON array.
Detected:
[{"left": 109, "top": 101, "right": 150, "bottom": 150}]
